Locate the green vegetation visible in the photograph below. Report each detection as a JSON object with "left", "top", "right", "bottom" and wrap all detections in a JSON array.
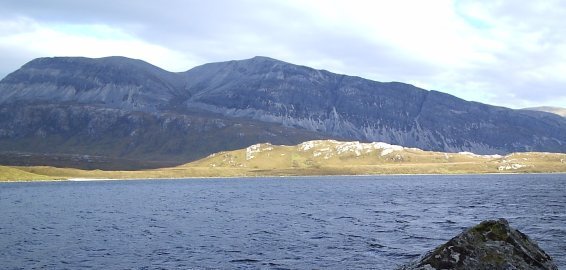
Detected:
[
  {"left": 2, "top": 140, "right": 565, "bottom": 181},
  {"left": 471, "top": 220, "right": 511, "bottom": 242},
  {"left": 0, "top": 165, "right": 60, "bottom": 181}
]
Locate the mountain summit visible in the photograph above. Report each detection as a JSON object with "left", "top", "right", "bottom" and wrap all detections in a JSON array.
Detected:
[{"left": 0, "top": 56, "right": 564, "bottom": 169}]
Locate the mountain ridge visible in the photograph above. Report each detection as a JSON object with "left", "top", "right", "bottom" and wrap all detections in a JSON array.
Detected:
[{"left": 0, "top": 56, "right": 565, "bottom": 169}]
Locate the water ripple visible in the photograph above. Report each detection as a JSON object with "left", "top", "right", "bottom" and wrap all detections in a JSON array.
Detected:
[{"left": 0, "top": 174, "right": 564, "bottom": 269}]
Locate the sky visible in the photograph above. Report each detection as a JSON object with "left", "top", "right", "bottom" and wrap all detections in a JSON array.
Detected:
[{"left": 1, "top": 0, "right": 565, "bottom": 109}]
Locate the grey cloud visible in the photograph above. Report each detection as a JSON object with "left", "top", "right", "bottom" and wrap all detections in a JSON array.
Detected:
[
  {"left": 438, "top": 62, "right": 565, "bottom": 108},
  {"left": 0, "top": 42, "right": 48, "bottom": 78},
  {"left": 1, "top": 0, "right": 440, "bottom": 80},
  {"left": 0, "top": 0, "right": 299, "bottom": 45}
]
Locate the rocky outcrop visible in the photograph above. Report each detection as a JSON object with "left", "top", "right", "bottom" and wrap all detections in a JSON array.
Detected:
[{"left": 399, "top": 219, "right": 557, "bottom": 270}]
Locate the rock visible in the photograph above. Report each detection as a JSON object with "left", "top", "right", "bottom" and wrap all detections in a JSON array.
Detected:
[{"left": 399, "top": 218, "right": 557, "bottom": 270}]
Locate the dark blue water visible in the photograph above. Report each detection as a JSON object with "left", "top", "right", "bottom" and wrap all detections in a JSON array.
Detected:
[{"left": 1, "top": 174, "right": 565, "bottom": 269}]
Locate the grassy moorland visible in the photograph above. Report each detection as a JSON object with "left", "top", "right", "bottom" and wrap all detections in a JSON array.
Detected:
[
  {"left": 0, "top": 165, "right": 60, "bottom": 181},
  {"left": 3, "top": 140, "right": 566, "bottom": 181}
]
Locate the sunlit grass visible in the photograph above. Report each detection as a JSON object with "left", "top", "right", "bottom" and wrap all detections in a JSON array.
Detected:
[
  {"left": 3, "top": 141, "right": 566, "bottom": 181},
  {"left": 0, "top": 165, "right": 60, "bottom": 181}
]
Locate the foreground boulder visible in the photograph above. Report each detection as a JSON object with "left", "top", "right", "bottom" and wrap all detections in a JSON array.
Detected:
[{"left": 399, "top": 218, "right": 557, "bottom": 270}]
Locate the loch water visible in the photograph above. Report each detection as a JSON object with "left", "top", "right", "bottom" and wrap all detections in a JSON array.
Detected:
[{"left": 1, "top": 174, "right": 565, "bottom": 269}]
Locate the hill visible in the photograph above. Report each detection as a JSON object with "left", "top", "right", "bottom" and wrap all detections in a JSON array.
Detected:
[
  {"left": 184, "top": 140, "right": 566, "bottom": 175},
  {"left": 7, "top": 140, "right": 565, "bottom": 181},
  {"left": 0, "top": 165, "right": 57, "bottom": 181}
]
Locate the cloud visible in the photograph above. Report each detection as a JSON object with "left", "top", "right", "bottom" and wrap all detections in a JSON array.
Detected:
[
  {"left": 0, "top": 0, "right": 565, "bottom": 108},
  {"left": 448, "top": 1, "right": 566, "bottom": 107},
  {"left": 0, "top": 16, "right": 200, "bottom": 72}
]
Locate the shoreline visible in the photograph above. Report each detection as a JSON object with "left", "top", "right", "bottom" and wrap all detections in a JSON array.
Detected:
[{"left": 2, "top": 171, "right": 565, "bottom": 183}]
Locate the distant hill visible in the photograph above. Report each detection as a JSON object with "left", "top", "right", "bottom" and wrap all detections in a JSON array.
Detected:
[
  {"left": 186, "top": 140, "right": 566, "bottom": 175},
  {"left": 8, "top": 140, "right": 566, "bottom": 180},
  {"left": 523, "top": 106, "right": 566, "bottom": 117},
  {"left": 0, "top": 56, "right": 565, "bottom": 169}
]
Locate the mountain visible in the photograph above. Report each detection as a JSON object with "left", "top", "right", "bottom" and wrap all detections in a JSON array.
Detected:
[
  {"left": 0, "top": 56, "right": 565, "bottom": 169},
  {"left": 523, "top": 106, "right": 566, "bottom": 117},
  {"left": 180, "top": 57, "right": 565, "bottom": 154}
]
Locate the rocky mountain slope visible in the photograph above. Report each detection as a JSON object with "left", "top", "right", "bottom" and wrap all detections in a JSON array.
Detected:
[
  {"left": 0, "top": 56, "right": 565, "bottom": 169},
  {"left": 180, "top": 57, "right": 566, "bottom": 154}
]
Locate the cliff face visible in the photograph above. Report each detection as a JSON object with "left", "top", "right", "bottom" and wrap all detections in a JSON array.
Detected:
[
  {"left": 180, "top": 57, "right": 566, "bottom": 154},
  {"left": 0, "top": 56, "right": 564, "bottom": 168},
  {"left": 399, "top": 219, "right": 558, "bottom": 270},
  {"left": 0, "top": 56, "right": 184, "bottom": 112}
]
